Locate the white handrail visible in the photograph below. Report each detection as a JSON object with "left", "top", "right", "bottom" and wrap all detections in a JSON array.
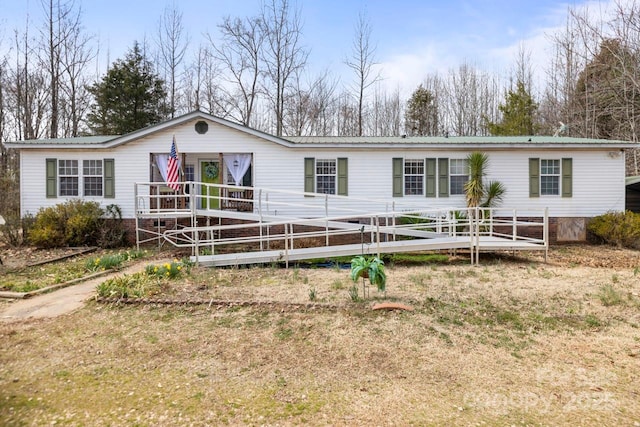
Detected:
[{"left": 134, "top": 181, "right": 549, "bottom": 265}]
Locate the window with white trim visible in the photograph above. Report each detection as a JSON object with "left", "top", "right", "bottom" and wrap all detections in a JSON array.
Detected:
[
  {"left": 185, "top": 164, "right": 195, "bottom": 182},
  {"left": 449, "top": 159, "right": 469, "bottom": 195},
  {"left": 83, "top": 160, "right": 103, "bottom": 196},
  {"left": 316, "top": 159, "right": 336, "bottom": 194},
  {"left": 59, "top": 160, "right": 79, "bottom": 196},
  {"left": 540, "top": 159, "right": 560, "bottom": 195},
  {"left": 404, "top": 159, "right": 424, "bottom": 195}
]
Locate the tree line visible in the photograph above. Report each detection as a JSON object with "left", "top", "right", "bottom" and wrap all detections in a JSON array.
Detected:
[{"left": 1, "top": 0, "right": 640, "bottom": 220}]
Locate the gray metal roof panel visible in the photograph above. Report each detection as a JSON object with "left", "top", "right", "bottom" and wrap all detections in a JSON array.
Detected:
[
  {"left": 284, "top": 135, "right": 636, "bottom": 146},
  {"left": 4, "top": 135, "right": 119, "bottom": 147}
]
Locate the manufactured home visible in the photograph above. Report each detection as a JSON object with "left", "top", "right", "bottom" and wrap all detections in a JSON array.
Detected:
[{"left": 4, "top": 110, "right": 636, "bottom": 264}]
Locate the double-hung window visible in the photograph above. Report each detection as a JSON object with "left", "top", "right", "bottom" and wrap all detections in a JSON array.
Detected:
[
  {"left": 304, "top": 157, "right": 348, "bottom": 196},
  {"left": 185, "top": 164, "right": 195, "bottom": 182},
  {"left": 404, "top": 159, "right": 424, "bottom": 195},
  {"left": 59, "top": 160, "right": 79, "bottom": 196},
  {"left": 316, "top": 159, "right": 337, "bottom": 195},
  {"left": 83, "top": 160, "right": 103, "bottom": 196},
  {"left": 449, "top": 159, "right": 469, "bottom": 195},
  {"left": 529, "top": 157, "right": 572, "bottom": 198},
  {"left": 540, "top": 159, "right": 560, "bottom": 195},
  {"left": 47, "top": 158, "right": 115, "bottom": 199},
  {"left": 392, "top": 157, "right": 469, "bottom": 198}
]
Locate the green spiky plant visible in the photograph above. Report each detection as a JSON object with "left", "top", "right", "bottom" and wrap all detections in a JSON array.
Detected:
[
  {"left": 350, "top": 255, "right": 386, "bottom": 292},
  {"left": 464, "top": 152, "right": 506, "bottom": 208}
]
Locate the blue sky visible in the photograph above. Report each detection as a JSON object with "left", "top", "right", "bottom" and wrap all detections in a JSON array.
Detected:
[{"left": 0, "top": 0, "right": 616, "bottom": 94}]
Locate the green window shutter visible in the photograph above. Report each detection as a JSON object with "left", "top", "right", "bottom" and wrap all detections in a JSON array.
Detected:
[
  {"left": 562, "top": 158, "right": 572, "bottom": 198},
  {"left": 392, "top": 158, "right": 403, "bottom": 197},
  {"left": 425, "top": 158, "right": 436, "bottom": 197},
  {"left": 104, "top": 159, "right": 115, "bottom": 198},
  {"left": 46, "top": 158, "right": 57, "bottom": 198},
  {"left": 529, "top": 158, "right": 540, "bottom": 198},
  {"left": 304, "top": 157, "right": 315, "bottom": 194},
  {"left": 438, "top": 158, "right": 449, "bottom": 197},
  {"left": 337, "top": 157, "right": 348, "bottom": 196}
]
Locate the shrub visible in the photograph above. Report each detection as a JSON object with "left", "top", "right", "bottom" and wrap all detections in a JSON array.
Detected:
[
  {"left": 65, "top": 200, "right": 104, "bottom": 246},
  {"left": 98, "top": 204, "right": 127, "bottom": 248},
  {"left": 28, "top": 200, "right": 107, "bottom": 248},
  {"left": 0, "top": 214, "right": 34, "bottom": 247},
  {"left": 587, "top": 210, "right": 640, "bottom": 248}
]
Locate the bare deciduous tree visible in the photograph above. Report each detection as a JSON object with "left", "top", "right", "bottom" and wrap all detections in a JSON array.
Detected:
[
  {"left": 370, "top": 84, "right": 402, "bottom": 136},
  {"left": 261, "top": 0, "right": 308, "bottom": 136},
  {"left": 11, "top": 20, "right": 49, "bottom": 141},
  {"left": 60, "top": 8, "right": 93, "bottom": 136},
  {"left": 344, "top": 11, "right": 381, "bottom": 136},
  {"left": 441, "top": 62, "right": 499, "bottom": 136},
  {"left": 212, "top": 15, "right": 263, "bottom": 127},
  {"left": 156, "top": 3, "right": 189, "bottom": 118},
  {"left": 306, "top": 70, "right": 338, "bottom": 136}
]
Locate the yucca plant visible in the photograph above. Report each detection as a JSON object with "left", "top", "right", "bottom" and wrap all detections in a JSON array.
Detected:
[
  {"left": 465, "top": 152, "right": 488, "bottom": 208},
  {"left": 350, "top": 255, "right": 386, "bottom": 292},
  {"left": 464, "top": 152, "right": 506, "bottom": 208},
  {"left": 482, "top": 180, "right": 506, "bottom": 207}
]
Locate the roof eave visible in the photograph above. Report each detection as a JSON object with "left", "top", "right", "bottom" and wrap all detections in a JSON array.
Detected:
[
  {"left": 2, "top": 139, "right": 119, "bottom": 149},
  {"left": 288, "top": 142, "right": 639, "bottom": 149}
]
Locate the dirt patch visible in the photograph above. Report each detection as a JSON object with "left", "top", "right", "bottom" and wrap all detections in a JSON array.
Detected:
[
  {"left": 0, "top": 246, "right": 94, "bottom": 269},
  {"left": 527, "top": 244, "right": 640, "bottom": 269}
]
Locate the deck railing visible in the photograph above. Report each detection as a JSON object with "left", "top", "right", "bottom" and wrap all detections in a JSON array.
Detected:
[{"left": 135, "top": 182, "right": 549, "bottom": 265}]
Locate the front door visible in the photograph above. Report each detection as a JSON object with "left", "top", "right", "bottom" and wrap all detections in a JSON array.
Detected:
[{"left": 200, "top": 160, "right": 220, "bottom": 209}]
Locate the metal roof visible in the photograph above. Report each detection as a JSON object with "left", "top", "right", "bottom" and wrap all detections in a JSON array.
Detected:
[
  {"left": 284, "top": 135, "right": 636, "bottom": 147},
  {"left": 9, "top": 135, "right": 120, "bottom": 146},
  {"left": 626, "top": 176, "right": 640, "bottom": 187}
]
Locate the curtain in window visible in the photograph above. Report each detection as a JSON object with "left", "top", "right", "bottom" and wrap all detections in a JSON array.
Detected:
[
  {"left": 155, "top": 154, "right": 169, "bottom": 182},
  {"left": 224, "top": 154, "right": 251, "bottom": 185}
]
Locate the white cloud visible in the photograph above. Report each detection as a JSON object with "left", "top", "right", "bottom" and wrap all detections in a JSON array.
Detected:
[{"left": 376, "top": 0, "right": 637, "bottom": 97}]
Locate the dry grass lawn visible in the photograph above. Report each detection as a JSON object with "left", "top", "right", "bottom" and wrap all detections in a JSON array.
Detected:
[{"left": 1, "top": 245, "right": 640, "bottom": 426}]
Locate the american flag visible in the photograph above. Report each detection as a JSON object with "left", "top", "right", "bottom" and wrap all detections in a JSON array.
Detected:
[{"left": 166, "top": 137, "right": 181, "bottom": 191}]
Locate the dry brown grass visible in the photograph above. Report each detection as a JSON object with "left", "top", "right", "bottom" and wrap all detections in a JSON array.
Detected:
[{"left": 1, "top": 245, "right": 640, "bottom": 426}]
